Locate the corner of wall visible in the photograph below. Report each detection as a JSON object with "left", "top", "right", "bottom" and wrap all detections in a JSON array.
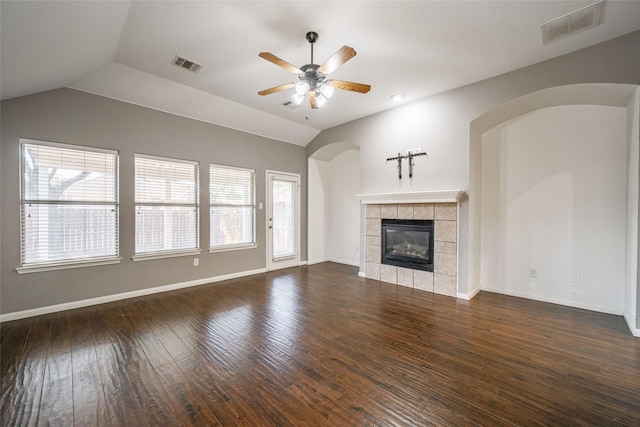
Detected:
[{"left": 628, "top": 87, "right": 640, "bottom": 331}]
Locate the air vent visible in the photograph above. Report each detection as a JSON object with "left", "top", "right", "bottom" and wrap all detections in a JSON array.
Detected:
[
  {"left": 171, "top": 55, "right": 203, "bottom": 73},
  {"left": 282, "top": 101, "right": 301, "bottom": 109},
  {"left": 541, "top": 1, "right": 603, "bottom": 45}
]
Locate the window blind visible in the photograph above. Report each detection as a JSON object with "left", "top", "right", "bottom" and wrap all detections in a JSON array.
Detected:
[
  {"left": 20, "top": 139, "right": 119, "bottom": 267},
  {"left": 135, "top": 154, "right": 199, "bottom": 255},
  {"left": 210, "top": 164, "right": 256, "bottom": 249}
]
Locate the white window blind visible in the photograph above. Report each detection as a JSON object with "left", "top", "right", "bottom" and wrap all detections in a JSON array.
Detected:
[
  {"left": 20, "top": 139, "right": 119, "bottom": 268},
  {"left": 135, "top": 154, "right": 199, "bottom": 256},
  {"left": 210, "top": 164, "right": 256, "bottom": 250}
]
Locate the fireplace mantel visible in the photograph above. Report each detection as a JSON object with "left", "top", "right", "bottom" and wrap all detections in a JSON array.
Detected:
[{"left": 357, "top": 190, "right": 464, "bottom": 205}]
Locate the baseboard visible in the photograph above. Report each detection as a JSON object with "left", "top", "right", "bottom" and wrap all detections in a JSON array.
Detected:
[
  {"left": 307, "top": 258, "right": 359, "bottom": 268},
  {"left": 457, "top": 286, "right": 481, "bottom": 300},
  {"left": 328, "top": 257, "right": 360, "bottom": 267},
  {"left": 623, "top": 313, "right": 640, "bottom": 337},
  {"left": 481, "top": 286, "right": 624, "bottom": 316},
  {"left": 0, "top": 267, "right": 268, "bottom": 323},
  {"left": 358, "top": 271, "right": 366, "bottom": 278}
]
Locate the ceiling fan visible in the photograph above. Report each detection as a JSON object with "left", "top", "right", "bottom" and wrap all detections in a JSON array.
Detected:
[{"left": 258, "top": 31, "right": 371, "bottom": 110}]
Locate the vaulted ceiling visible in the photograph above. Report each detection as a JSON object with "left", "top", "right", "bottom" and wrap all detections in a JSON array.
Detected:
[{"left": 2, "top": 1, "right": 640, "bottom": 146}]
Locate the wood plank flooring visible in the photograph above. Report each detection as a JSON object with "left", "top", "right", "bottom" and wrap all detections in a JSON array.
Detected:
[{"left": 1, "top": 262, "right": 639, "bottom": 426}]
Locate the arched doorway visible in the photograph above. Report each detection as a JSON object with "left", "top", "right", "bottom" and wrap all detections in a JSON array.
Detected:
[
  {"left": 308, "top": 142, "right": 361, "bottom": 268},
  {"left": 468, "top": 83, "right": 639, "bottom": 334}
]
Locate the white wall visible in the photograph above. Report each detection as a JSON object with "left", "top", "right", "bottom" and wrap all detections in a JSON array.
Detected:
[
  {"left": 626, "top": 88, "right": 640, "bottom": 332},
  {"left": 329, "top": 149, "right": 361, "bottom": 266},
  {"left": 307, "top": 148, "right": 361, "bottom": 267},
  {"left": 308, "top": 32, "right": 640, "bottom": 299},
  {"left": 307, "top": 158, "right": 329, "bottom": 264},
  {"left": 480, "top": 105, "right": 628, "bottom": 314},
  {"left": 358, "top": 98, "right": 469, "bottom": 195}
]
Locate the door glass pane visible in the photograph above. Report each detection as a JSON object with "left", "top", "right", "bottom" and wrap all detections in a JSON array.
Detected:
[{"left": 272, "top": 179, "right": 295, "bottom": 259}]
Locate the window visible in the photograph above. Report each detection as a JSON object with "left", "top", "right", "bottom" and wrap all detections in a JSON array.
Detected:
[
  {"left": 18, "top": 139, "right": 120, "bottom": 273},
  {"left": 210, "top": 164, "right": 256, "bottom": 251},
  {"left": 134, "top": 154, "right": 199, "bottom": 259}
]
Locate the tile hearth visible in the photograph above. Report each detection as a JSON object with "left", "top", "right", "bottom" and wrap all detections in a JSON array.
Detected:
[{"left": 365, "top": 202, "right": 458, "bottom": 297}]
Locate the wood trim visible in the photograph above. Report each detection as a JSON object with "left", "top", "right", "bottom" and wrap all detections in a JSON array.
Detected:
[
  {"left": 0, "top": 267, "right": 267, "bottom": 322},
  {"left": 357, "top": 190, "right": 464, "bottom": 204},
  {"left": 624, "top": 313, "right": 640, "bottom": 337},
  {"left": 481, "top": 286, "right": 625, "bottom": 315}
]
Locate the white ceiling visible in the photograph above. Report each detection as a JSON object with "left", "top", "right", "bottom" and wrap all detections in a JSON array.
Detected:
[{"left": 2, "top": 1, "right": 640, "bottom": 146}]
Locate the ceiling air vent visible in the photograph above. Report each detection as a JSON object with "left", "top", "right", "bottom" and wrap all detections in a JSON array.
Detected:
[
  {"left": 282, "top": 101, "right": 301, "bottom": 110},
  {"left": 171, "top": 55, "right": 203, "bottom": 73},
  {"left": 541, "top": 1, "right": 603, "bottom": 45}
]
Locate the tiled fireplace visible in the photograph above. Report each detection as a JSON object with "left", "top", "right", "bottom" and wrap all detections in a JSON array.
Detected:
[{"left": 359, "top": 191, "right": 462, "bottom": 298}]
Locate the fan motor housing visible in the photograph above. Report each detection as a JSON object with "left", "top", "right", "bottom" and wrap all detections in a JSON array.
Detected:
[
  {"left": 306, "top": 31, "right": 319, "bottom": 44},
  {"left": 299, "top": 64, "right": 325, "bottom": 90}
]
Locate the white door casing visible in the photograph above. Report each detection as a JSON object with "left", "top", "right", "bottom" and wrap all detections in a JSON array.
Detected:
[{"left": 266, "top": 171, "right": 300, "bottom": 271}]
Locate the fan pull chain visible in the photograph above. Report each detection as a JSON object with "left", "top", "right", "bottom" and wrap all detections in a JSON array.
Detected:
[{"left": 305, "top": 98, "right": 309, "bottom": 120}]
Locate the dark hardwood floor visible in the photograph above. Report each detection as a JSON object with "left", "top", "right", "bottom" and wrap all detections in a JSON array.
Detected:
[{"left": 1, "top": 262, "right": 639, "bottom": 426}]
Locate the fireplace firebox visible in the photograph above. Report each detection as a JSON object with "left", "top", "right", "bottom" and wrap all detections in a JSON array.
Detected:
[{"left": 381, "top": 219, "right": 434, "bottom": 271}]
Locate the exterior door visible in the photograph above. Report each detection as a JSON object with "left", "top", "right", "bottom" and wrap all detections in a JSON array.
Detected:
[{"left": 266, "top": 171, "right": 300, "bottom": 271}]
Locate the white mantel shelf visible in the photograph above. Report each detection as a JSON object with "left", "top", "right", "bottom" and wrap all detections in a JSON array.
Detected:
[{"left": 357, "top": 190, "right": 465, "bottom": 205}]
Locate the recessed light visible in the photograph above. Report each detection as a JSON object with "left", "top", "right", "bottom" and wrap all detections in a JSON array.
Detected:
[{"left": 391, "top": 93, "right": 405, "bottom": 102}]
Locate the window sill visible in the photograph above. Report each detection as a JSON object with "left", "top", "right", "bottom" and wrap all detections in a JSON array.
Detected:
[
  {"left": 132, "top": 249, "right": 202, "bottom": 262},
  {"left": 209, "top": 244, "right": 258, "bottom": 253},
  {"left": 16, "top": 257, "right": 123, "bottom": 274}
]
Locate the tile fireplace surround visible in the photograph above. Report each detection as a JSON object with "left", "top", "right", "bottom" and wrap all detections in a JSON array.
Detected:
[{"left": 359, "top": 191, "right": 463, "bottom": 298}]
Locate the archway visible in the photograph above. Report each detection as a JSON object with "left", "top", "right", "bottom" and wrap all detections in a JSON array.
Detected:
[
  {"left": 468, "top": 83, "right": 639, "bottom": 334},
  {"left": 308, "top": 142, "right": 361, "bottom": 267}
]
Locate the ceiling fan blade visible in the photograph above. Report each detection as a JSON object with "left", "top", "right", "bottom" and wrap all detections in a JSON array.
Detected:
[
  {"left": 259, "top": 52, "right": 303, "bottom": 74},
  {"left": 328, "top": 79, "right": 371, "bottom": 94},
  {"left": 258, "top": 83, "right": 295, "bottom": 96},
  {"left": 309, "top": 91, "right": 318, "bottom": 109},
  {"left": 318, "top": 46, "right": 356, "bottom": 75}
]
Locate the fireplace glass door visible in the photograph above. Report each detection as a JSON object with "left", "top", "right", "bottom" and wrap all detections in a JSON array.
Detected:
[{"left": 381, "top": 219, "right": 434, "bottom": 271}]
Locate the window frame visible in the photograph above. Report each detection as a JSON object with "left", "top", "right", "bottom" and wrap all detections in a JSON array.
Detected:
[
  {"left": 132, "top": 153, "right": 201, "bottom": 261},
  {"left": 17, "top": 138, "right": 121, "bottom": 274},
  {"left": 209, "top": 164, "right": 257, "bottom": 253}
]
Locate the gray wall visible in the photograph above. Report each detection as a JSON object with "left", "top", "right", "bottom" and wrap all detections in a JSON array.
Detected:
[{"left": 1, "top": 88, "right": 308, "bottom": 314}]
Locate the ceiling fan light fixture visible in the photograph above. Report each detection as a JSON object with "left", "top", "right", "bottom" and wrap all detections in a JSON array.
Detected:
[
  {"left": 295, "top": 81, "right": 310, "bottom": 95},
  {"left": 315, "top": 93, "right": 328, "bottom": 108},
  {"left": 258, "top": 31, "right": 370, "bottom": 115},
  {"left": 320, "top": 84, "right": 334, "bottom": 99},
  {"left": 291, "top": 93, "right": 305, "bottom": 106}
]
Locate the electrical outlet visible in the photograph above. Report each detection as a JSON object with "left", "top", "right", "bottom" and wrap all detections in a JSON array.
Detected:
[
  {"left": 572, "top": 273, "right": 580, "bottom": 283},
  {"left": 529, "top": 268, "right": 537, "bottom": 278},
  {"left": 193, "top": 258, "right": 199, "bottom": 267}
]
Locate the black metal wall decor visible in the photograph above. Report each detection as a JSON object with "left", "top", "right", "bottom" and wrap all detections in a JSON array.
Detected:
[{"left": 386, "top": 149, "right": 427, "bottom": 179}]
